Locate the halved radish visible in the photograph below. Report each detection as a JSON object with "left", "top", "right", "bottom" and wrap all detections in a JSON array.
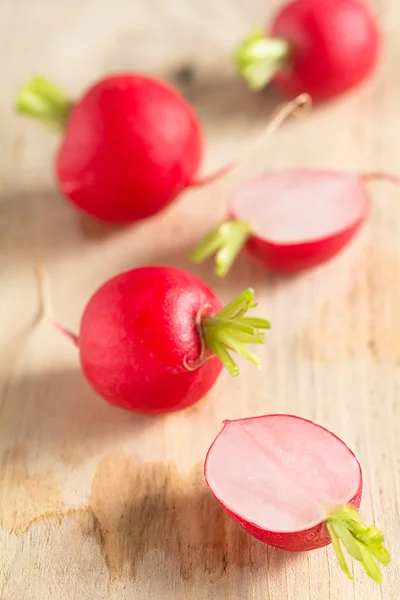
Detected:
[
  {"left": 205, "top": 414, "right": 390, "bottom": 582},
  {"left": 190, "top": 170, "right": 399, "bottom": 275}
]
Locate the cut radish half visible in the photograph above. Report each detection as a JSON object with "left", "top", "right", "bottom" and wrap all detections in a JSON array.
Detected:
[
  {"left": 190, "top": 170, "right": 399, "bottom": 276},
  {"left": 205, "top": 414, "right": 390, "bottom": 582}
]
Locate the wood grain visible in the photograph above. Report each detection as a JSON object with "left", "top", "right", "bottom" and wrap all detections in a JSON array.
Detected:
[{"left": 1, "top": 0, "right": 399, "bottom": 598}]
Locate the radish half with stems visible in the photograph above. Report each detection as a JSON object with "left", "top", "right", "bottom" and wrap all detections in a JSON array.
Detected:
[
  {"left": 205, "top": 414, "right": 391, "bottom": 583},
  {"left": 58, "top": 266, "right": 271, "bottom": 414},
  {"left": 235, "top": 0, "right": 381, "bottom": 100},
  {"left": 15, "top": 74, "right": 308, "bottom": 224},
  {"left": 190, "top": 170, "right": 400, "bottom": 276}
]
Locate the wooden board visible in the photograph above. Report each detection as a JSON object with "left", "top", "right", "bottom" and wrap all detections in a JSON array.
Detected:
[{"left": 1, "top": 0, "right": 399, "bottom": 598}]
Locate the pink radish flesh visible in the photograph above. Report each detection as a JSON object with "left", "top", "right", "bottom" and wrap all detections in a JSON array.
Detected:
[
  {"left": 232, "top": 171, "right": 367, "bottom": 243},
  {"left": 231, "top": 170, "right": 369, "bottom": 272},
  {"left": 205, "top": 414, "right": 362, "bottom": 551}
]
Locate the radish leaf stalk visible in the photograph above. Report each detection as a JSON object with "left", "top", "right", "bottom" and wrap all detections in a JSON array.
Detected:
[
  {"left": 190, "top": 220, "right": 252, "bottom": 277},
  {"left": 326, "top": 505, "right": 390, "bottom": 583},
  {"left": 16, "top": 76, "right": 72, "bottom": 133},
  {"left": 235, "top": 28, "right": 290, "bottom": 91},
  {"left": 199, "top": 288, "right": 271, "bottom": 376}
]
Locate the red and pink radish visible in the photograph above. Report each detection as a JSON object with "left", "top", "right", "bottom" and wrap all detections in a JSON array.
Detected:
[
  {"left": 205, "top": 414, "right": 390, "bottom": 582},
  {"left": 15, "top": 74, "right": 233, "bottom": 224},
  {"left": 58, "top": 266, "right": 271, "bottom": 414},
  {"left": 190, "top": 170, "right": 399, "bottom": 275},
  {"left": 235, "top": 0, "right": 381, "bottom": 100}
]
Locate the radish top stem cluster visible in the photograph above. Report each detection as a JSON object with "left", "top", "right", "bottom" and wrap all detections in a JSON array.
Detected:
[
  {"left": 235, "top": 28, "right": 291, "bottom": 92},
  {"left": 199, "top": 287, "right": 271, "bottom": 376},
  {"left": 190, "top": 220, "right": 252, "bottom": 277},
  {"left": 16, "top": 76, "right": 72, "bottom": 133},
  {"left": 326, "top": 505, "right": 390, "bottom": 583}
]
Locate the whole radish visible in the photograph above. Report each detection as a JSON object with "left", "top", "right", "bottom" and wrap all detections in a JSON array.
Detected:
[
  {"left": 15, "top": 74, "right": 231, "bottom": 224},
  {"left": 235, "top": 0, "right": 381, "bottom": 100},
  {"left": 190, "top": 170, "right": 399, "bottom": 276},
  {"left": 59, "top": 266, "right": 271, "bottom": 414},
  {"left": 205, "top": 414, "right": 391, "bottom": 583}
]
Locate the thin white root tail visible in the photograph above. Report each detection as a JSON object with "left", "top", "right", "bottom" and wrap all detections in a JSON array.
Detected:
[
  {"left": 189, "top": 93, "right": 312, "bottom": 188},
  {"left": 54, "top": 323, "right": 79, "bottom": 345},
  {"left": 362, "top": 172, "right": 400, "bottom": 186},
  {"left": 34, "top": 259, "right": 54, "bottom": 324},
  {"left": 258, "top": 92, "right": 312, "bottom": 139}
]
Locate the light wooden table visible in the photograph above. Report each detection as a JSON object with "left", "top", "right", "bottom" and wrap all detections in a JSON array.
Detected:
[{"left": 1, "top": 0, "right": 399, "bottom": 598}]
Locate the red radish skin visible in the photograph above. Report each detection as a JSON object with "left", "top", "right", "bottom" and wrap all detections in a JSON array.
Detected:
[
  {"left": 16, "top": 74, "right": 230, "bottom": 224},
  {"left": 231, "top": 170, "right": 368, "bottom": 273},
  {"left": 59, "top": 267, "right": 271, "bottom": 414},
  {"left": 190, "top": 170, "right": 400, "bottom": 276},
  {"left": 57, "top": 75, "right": 203, "bottom": 223},
  {"left": 16, "top": 79, "right": 310, "bottom": 224},
  {"left": 204, "top": 415, "right": 390, "bottom": 582},
  {"left": 235, "top": 0, "right": 381, "bottom": 100}
]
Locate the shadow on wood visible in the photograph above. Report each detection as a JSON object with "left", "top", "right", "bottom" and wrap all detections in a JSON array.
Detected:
[
  {"left": 167, "top": 67, "right": 286, "bottom": 129},
  {"left": 0, "top": 187, "right": 124, "bottom": 268},
  {"left": 0, "top": 368, "right": 300, "bottom": 592},
  {"left": 0, "top": 367, "right": 158, "bottom": 469},
  {"left": 127, "top": 226, "right": 307, "bottom": 302},
  {"left": 87, "top": 453, "right": 300, "bottom": 585}
]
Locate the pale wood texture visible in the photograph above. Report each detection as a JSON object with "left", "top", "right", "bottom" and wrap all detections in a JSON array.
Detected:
[{"left": 1, "top": 0, "right": 399, "bottom": 598}]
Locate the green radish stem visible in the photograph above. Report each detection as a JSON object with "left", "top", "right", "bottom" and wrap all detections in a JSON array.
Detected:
[
  {"left": 185, "top": 288, "right": 271, "bottom": 376},
  {"left": 190, "top": 220, "right": 252, "bottom": 277},
  {"left": 15, "top": 76, "right": 72, "bottom": 132},
  {"left": 326, "top": 505, "right": 390, "bottom": 583},
  {"left": 235, "top": 28, "right": 291, "bottom": 91}
]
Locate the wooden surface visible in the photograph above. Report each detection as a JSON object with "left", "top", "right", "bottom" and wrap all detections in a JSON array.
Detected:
[{"left": 1, "top": 0, "right": 399, "bottom": 598}]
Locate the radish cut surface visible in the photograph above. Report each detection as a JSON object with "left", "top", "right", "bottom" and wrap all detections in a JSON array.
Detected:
[
  {"left": 205, "top": 415, "right": 362, "bottom": 535},
  {"left": 231, "top": 171, "right": 369, "bottom": 244}
]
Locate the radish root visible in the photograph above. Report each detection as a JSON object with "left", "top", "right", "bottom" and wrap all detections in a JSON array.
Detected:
[
  {"left": 361, "top": 172, "right": 400, "bottom": 186},
  {"left": 1, "top": 259, "right": 54, "bottom": 392},
  {"left": 34, "top": 258, "right": 79, "bottom": 346},
  {"left": 189, "top": 93, "right": 312, "bottom": 188}
]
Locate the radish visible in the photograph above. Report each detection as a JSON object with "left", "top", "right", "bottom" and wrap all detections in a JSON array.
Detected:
[
  {"left": 205, "top": 414, "right": 391, "bottom": 582},
  {"left": 58, "top": 266, "right": 271, "bottom": 414},
  {"left": 15, "top": 74, "right": 233, "bottom": 224},
  {"left": 235, "top": 0, "right": 381, "bottom": 100},
  {"left": 16, "top": 76, "right": 310, "bottom": 224},
  {"left": 190, "top": 170, "right": 400, "bottom": 276}
]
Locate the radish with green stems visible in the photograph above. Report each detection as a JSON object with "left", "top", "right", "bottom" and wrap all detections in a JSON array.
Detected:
[
  {"left": 235, "top": 0, "right": 381, "bottom": 100},
  {"left": 15, "top": 73, "right": 237, "bottom": 224},
  {"left": 190, "top": 170, "right": 400, "bottom": 276},
  {"left": 205, "top": 414, "right": 391, "bottom": 582},
  {"left": 15, "top": 74, "right": 308, "bottom": 225},
  {"left": 58, "top": 266, "right": 271, "bottom": 414}
]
